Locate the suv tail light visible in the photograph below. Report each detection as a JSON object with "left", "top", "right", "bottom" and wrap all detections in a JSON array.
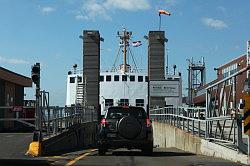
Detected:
[
  {"left": 101, "top": 118, "right": 108, "bottom": 127},
  {"left": 146, "top": 118, "right": 151, "bottom": 127}
]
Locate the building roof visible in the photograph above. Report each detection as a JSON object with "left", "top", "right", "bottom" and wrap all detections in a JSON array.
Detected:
[
  {"left": 217, "top": 54, "right": 246, "bottom": 69},
  {"left": 0, "top": 67, "right": 32, "bottom": 87}
]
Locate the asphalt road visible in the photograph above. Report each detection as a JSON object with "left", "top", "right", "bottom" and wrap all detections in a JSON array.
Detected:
[
  {"left": 0, "top": 133, "right": 245, "bottom": 166},
  {"left": 56, "top": 148, "right": 244, "bottom": 166},
  {"left": 0, "top": 133, "right": 33, "bottom": 159}
]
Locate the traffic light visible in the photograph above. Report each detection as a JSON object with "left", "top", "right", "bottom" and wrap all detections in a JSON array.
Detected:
[{"left": 31, "top": 63, "right": 40, "bottom": 85}]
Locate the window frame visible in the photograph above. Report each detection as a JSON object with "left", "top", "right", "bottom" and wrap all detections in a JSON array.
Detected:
[
  {"left": 100, "top": 75, "right": 104, "bottom": 82},
  {"left": 122, "top": 75, "right": 127, "bottom": 81},
  {"left": 114, "top": 75, "right": 119, "bottom": 81},
  {"left": 136, "top": 99, "right": 144, "bottom": 107},
  {"left": 70, "top": 77, "right": 75, "bottom": 83},
  {"left": 106, "top": 75, "right": 112, "bottom": 82},
  {"left": 130, "top": 75, "right": 135, "bottom": 82},
  {"left": 138, "top": 76, "right": 143, "bottom": 82}
]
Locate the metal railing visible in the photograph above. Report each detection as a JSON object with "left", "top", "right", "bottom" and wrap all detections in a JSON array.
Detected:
[
  {"left": 40, "top": 105, "right": 97, "bottom": 138},
  {"left": 205, "top": 66, "right": 250, "bottom": 155},
  {"left": 38, "top": 90, "right": 97, "bottom": 138},
  {"left": 150, "top": 66, "right": 250, "bottom": 155},
  {"left": 150, "top": 106, "right": 206, "bottom": 137},
  {"left": 150, "top": 105, "right": 249, "bottom": 155}
]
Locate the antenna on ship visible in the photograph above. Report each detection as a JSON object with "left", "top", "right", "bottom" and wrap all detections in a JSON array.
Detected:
[
  {"left": 73, "top": 64, "right": 77, "bottom": 74},
  {"left": 117, "top": 28, "right": 132, "bottom": 73}
]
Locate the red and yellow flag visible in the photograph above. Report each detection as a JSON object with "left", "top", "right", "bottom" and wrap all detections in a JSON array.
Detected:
[{"left": 158, "top": 9, "right": 171, "bottom": 16}]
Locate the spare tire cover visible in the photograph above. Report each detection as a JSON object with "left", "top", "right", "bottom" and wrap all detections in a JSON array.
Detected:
[{"left": 118, "top": 116, "right": 141, "bottom": 139}]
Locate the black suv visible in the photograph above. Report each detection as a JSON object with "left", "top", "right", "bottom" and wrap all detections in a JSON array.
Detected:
[{"left": 98, "top": 106, "right": 153, "bottom": 155}]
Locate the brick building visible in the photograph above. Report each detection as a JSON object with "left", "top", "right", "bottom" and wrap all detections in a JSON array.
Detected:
[
  {"left": 193, "top": 54, "right": 247, "bottom": 107},
  {"left": 0, "top": 67, "right": 32, "bottom": 131}
]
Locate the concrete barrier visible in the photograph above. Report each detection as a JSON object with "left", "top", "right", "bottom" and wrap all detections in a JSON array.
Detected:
[
  {"left": 153, "top": 121, "right": 250, "bottom": 165},
  {"left": 27, "top": 122, "right": 98, "bottom": 156}
]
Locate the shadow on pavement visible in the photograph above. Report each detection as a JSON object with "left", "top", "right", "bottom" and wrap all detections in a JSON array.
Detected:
[
  {"left": 110, "top": 150, "right": 195, "bottom": 157},
  {"left": 0, "top": 159, "right": 52, "bottom": 166}
]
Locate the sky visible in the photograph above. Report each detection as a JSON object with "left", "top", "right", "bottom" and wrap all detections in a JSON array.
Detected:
[{"left": 0, "top": 0, "right": 249, "bottom": 106}]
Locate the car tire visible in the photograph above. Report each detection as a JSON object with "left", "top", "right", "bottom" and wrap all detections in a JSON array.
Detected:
[
  {"left": 142, "top": 142, "right": 153, "bottom": 156},
  {"left": 98, "top": 147, "right": 106, "bottom": 156}
]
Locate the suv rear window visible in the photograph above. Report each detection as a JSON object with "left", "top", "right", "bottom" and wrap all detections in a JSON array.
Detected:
[{"left": 106, "top": 107, "right": 147, "bottom": 119}]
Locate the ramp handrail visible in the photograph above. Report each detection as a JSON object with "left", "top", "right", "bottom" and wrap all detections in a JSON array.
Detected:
[
  {"left": 40, "top": 105, "right": 97, "bottom": 138},
  {"left": 150, "top": 105, "right": 249, "bottom": 155}
]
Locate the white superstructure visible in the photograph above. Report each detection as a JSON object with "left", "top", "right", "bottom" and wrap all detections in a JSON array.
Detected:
[
  {"left": 99, "top": 69, "right": 148, "bottom": 115},
  {"left": 66, "top": 28, "right": 148, "bottom": 115},
  {"left": 66, "top": 71, "right": 83, "bottom": 106}
]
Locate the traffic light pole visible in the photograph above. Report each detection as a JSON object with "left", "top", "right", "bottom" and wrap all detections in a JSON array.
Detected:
[{"left": 32, "top": 63, "right": 42, "bottom": 141}]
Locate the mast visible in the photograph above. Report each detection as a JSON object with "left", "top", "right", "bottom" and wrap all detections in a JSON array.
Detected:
[
  {"left": 124, "top": 29, "right": 127, "bottom": 72},
  {"left": 117, "top": 28, "right": 132, "bottom": 73}
]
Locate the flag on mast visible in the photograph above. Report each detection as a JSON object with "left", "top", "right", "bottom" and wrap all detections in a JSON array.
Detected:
[
  {"left": 132, "top": 41, "right": 142, "bottom": 47},
  {"left": 158, "top": 9, "right": 171, "bottom": 16}
]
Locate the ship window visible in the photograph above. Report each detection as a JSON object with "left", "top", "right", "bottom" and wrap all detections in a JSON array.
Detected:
[
  {"left": 114, "top": 75, "right": 119, "bottom": 81},
  {"left": 130, "top": 75, "right": 135, "bottom": 82},
  {"left": 105, "top": 99, "right": 113, "bottom": 107},
  {"left": 77, "top": 76, "right": 82, "bottom": 83},
  {"left": 70, "top": 77, "right": 75, "bottom": 83},
  {"left": 122, "top": 75, "right": 127, "bottom": 81},
  {"left": 136, "top": 99, "right": 144, "bottom": 107},
  {"left": 106, "top": 75, "right": 111, "bottom": 81},
  {"left": 119, "top": 99, "right": 129, "bottom": 106},
  {"left": 145, "top": 76, "right": 148, "bottom": 82},
  {"left": 138, "top": 76, "right": 143, "bottom": 82},
  {"left": 100, "top": 75, "right": 104, "bottom": 82}
]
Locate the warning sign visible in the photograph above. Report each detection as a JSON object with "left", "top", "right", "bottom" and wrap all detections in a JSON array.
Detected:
[
  {"left": 12, "top": 106, "right": 23, "bottom": 112},
  {"left": 243, "top": 95, "right": 250, "bottom": 135}
]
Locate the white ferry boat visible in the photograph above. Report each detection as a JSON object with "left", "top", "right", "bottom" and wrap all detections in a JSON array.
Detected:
[{"left": 66, "top": 28, "right": 148, "bottom": 115}]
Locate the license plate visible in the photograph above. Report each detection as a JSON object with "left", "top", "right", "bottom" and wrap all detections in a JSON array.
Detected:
[{"left": 107, "top": 133, "right": 116, "bottom": 137}]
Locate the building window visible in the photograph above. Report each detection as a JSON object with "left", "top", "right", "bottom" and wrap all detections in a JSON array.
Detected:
[
  {"left": 222, "top": 63, "right": 237, "bottom": 80},
  {"left": 105, "top": 99, "right": 113, "bottom": 107},
  {"left": 100, "top": 75, "right": 104, "bottom": 82},
  {"left": 130, "top": 75, "right": 135, "bottom": 82},
  {"left": 145, "top": 76, "right": 148, "bottom": 82},
  {"left": 138, "top": 76, "right": 143, "bottom": 82},
  {"left": 114, "top": 75, "right": 119, "bottom": 81},
  {"left": 136, "top": 99, "right": 144, "bottom": 107},
  {"left": 70, "top": 77, "right": 75, "bottom": 83},
  {"left": 106, "top": 75, "right": 111, "bottom": 81},
  {"left": 122, "top": 75, "right": 127, "bottom": 81},
  {"left": 119, "top": 99, "right": 129, "bottom": 106},
  {"left": 77, "top": 76, "right": 82, "bottom": 83}
]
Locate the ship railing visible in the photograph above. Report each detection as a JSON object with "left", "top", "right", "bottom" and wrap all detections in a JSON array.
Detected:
[{"left": 100, "top": 68, "right": 147, "bottom": 73}]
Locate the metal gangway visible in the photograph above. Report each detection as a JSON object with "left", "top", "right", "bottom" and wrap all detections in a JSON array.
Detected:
[{"left": 33, "top": 91, "right": 97, "bottom": 140}]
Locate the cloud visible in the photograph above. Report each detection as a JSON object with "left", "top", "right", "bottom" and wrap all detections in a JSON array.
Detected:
[
  {"left": 0, "top": 56, "right": 29, "bottom": 65},
  {"left": 217, "top": 6, "right": 226, "bottom": 14},
  {"left": 41, "top": 6, "right": 56, "bottom": 14},
  {"left": 202, "top": 17, "right": 228, "bottom": 30},
  {"left": 104, "top": 0, "right": 150, "bottom": 11},
  {"left": 75, "top": 14, "right": 87, "bottom": 20},
  {"left": 162, "top": 0, "right": 177, "bottom": 7},
  {"left": 75, "top": 0, "right": 150, "bottom": 21},
  {"left": 79, "top": 0, "right": 111, "bottom": 21}
]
